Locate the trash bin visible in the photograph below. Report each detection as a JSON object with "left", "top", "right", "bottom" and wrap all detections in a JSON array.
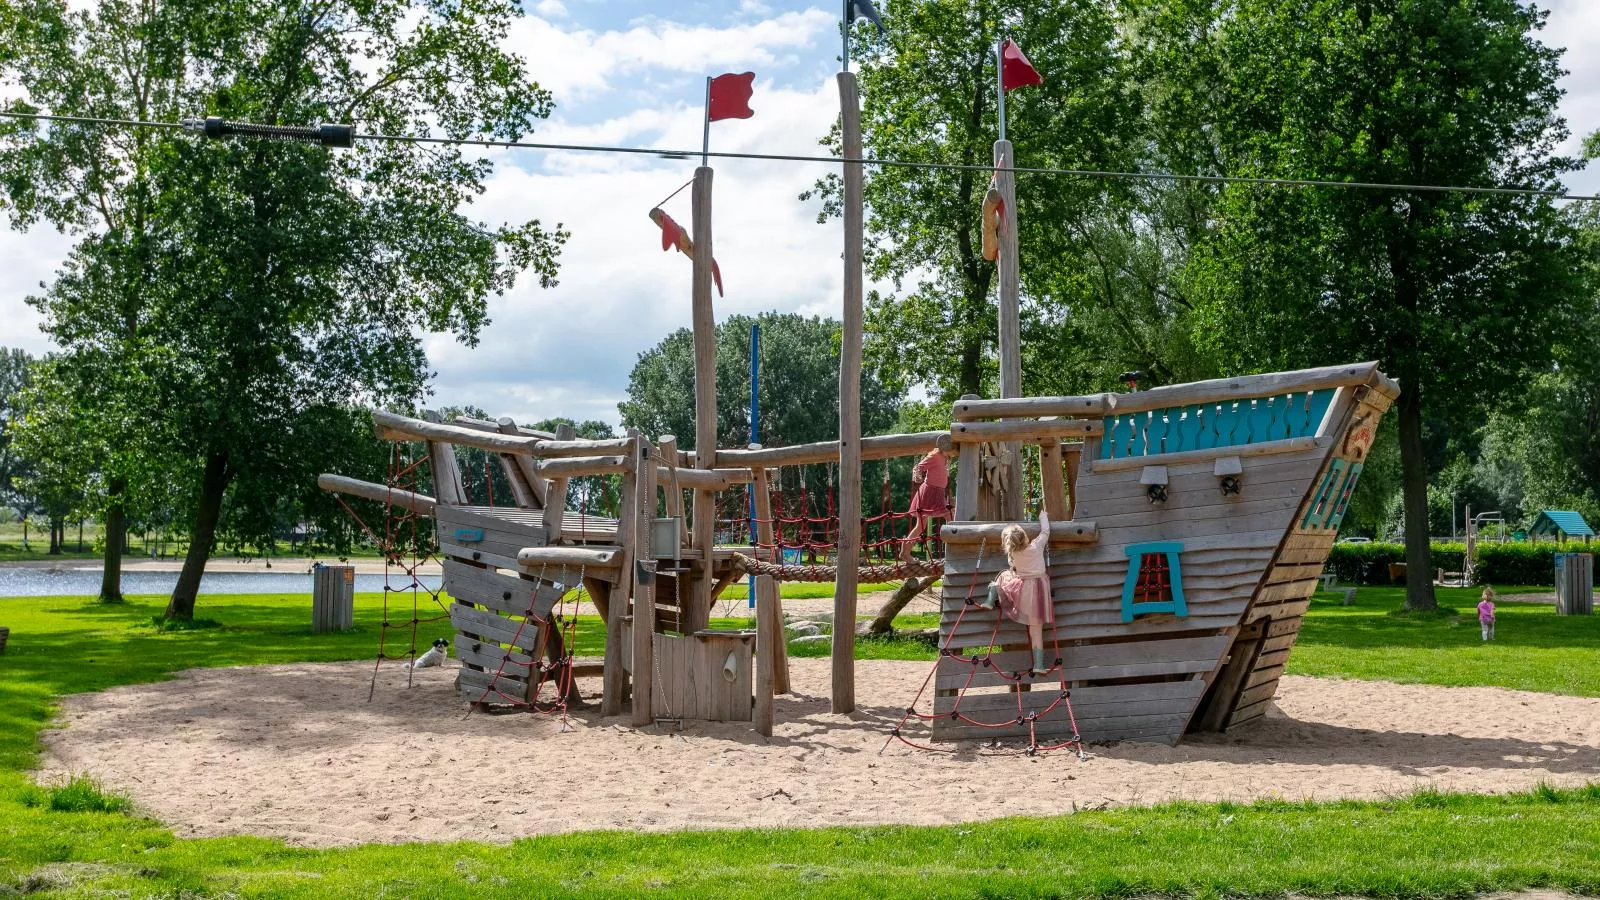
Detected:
[
  {"left": 312, "top": 564, "right": 356, "bottom": 632},
  {"left": 1554, "top": 553, "right": 1593, "bottom": 616}
]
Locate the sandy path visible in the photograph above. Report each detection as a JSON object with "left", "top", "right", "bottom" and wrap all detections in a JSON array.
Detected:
[{"left": 38, "top": 661, "right": 1600, "bottom": 847}]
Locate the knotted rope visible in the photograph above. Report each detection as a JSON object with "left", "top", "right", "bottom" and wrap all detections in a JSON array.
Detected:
[{"left": 725, "top": 552, "right": 943, "bottom": 584}]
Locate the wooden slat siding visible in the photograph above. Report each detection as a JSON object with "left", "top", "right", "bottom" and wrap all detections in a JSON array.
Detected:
[
  {"left": 439, "top": 541, "right": 521, "bottom": 572},
  {"left": 1244, "top": 664, "right": 1286, "bottom": 689},
  {"left": 1263, "top": 562, "right": 1327, "bottom": 585},
  {"left": 701, "top": 633, "right": 755, "bottom": 722},
  {"left": 942, "top": 546, "right": 1274, "bottom": 581},
  {"left": 941, "top": 609, "right": 1248, "bottom": 648},
  {"left": 449, "top": 603, "right": 541, "bottom": 653},
  {"left": 1255, "top": 578, "right": 1319, "bottom": 605},
  {"left": 651, "top": 633, "right": 690, "bottom": 720},
  {"left": 1226, "top": 697, "right": 1272, "bottom": 730},
  {"left": 1091, "top": 436, "right": 1322, "bottom": 474},
  {"left": 934, "top": 634, "right": 1230, "bottom": 691},
  {"left": 932, "top": 680, "right": 1206, "bottom": 744},
  {"left": 456, "top": 667, "right": 532, "bottom": 704},
  {"left": 1246, "top": 599, "right": 1311, "bottom": 623},
  {"left": 1259, "top": 631, "right": 1302, "bottom": 654},
  {"left": 1266, "top": 617, "right": 1304, "bottom": 639},
  {"left": 1255, "top": 648, "right": 1291, "bottom": 670},
  {"left": 434, "top": 505, "right": 546, "bottom": 566},
  {"left": 453, "top": 636, "right": 536, "bottom": 674},
  {"left": 1194, "top": 629, "right": 1263, "bottom": 731},
  {"left": 1072, "top": 453, "right": 1327, "bottom": 514},
  {"left": 1234, "top": 678, "right": 1283, "bottom": 711},
  {"left": 441, "top": 559, "right": 562, "bottom": 619}
]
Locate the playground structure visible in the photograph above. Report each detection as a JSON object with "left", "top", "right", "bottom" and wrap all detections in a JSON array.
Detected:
[{"left": 318, "top": 62, "right": 1399, "bottom": 748}]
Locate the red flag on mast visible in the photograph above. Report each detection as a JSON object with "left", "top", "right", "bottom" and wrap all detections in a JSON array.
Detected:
[
  {"left": 999, "top": 40, "right": 1042, "bottom": 92},
  {"left": 708, "top": 72, "right": 756, "bottom": 121}
]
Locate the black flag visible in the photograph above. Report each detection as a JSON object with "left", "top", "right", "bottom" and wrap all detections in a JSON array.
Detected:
[{"left": 849, "top": 0, "right": 887, "bottom": 35}]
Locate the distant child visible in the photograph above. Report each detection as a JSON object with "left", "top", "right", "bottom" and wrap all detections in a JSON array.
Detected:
[
  {"left": 1478, "top": 587, "right": 1496, "bottom": 641},
  {"left": 979, "top": 508, "right": 1053, "bottom": 673},
  {"left": 899, "top": 446, "right": 950, "bottom": 562}
]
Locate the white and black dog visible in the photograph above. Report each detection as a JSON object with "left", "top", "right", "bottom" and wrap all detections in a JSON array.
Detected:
[{"left": 408, "top": 638, "right": 450, "bottom": 670}]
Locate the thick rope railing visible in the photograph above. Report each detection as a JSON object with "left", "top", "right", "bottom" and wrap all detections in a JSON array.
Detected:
[{"left": 724, "top": 552, "right": 942, "bottom": 583}]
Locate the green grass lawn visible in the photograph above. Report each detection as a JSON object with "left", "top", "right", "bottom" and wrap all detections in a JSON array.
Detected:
[{"left": 3, "top": 589, "right": 1600, "bottom": 897}]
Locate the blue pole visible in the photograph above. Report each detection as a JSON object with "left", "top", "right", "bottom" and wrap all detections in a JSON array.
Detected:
[{"left": 748, "top": 323, "right": 760, "bottom": 609}]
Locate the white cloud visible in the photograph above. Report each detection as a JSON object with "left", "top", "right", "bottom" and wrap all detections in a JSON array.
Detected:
[
  {"left": 532, "top": 0, "right": 567, "bottom": 19},
  {"left": 1546, "top": 0, "right": 1600, "bottom": 196}
]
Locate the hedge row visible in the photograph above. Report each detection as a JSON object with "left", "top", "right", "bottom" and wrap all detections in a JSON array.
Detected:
[{"left": 1323, "top": 541, "right": 1579, "bottom": 586}]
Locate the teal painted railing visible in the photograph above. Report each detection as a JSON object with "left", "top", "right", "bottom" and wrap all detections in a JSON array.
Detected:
[{"left": 1100, "top": 388, "right": 1336, "bottom": 461}]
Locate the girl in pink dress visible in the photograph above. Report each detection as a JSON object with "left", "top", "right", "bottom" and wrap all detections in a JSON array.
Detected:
[
  {"left": 979, "top": 509, "right": 1054, "bottom": 673},
  {"left": 899, "top": 447, "right": 950, "bottom": 561}
]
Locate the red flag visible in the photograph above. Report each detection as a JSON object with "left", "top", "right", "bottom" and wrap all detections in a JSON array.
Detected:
[
  {"left": 708, "top": 72, "right": 756, "bottom": 121},
  {"left": 999, "top": 40, "right": 1042, "bottom": 93}
]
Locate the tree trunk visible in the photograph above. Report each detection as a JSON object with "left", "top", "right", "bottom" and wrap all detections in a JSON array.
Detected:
[
  {"left": 865, "top": 576, "right": 930, "bottom": 636},
  {"left": 77, "top": 519, "right": 84, "bottom": 552},
  {"left": 166, "top": 450, "right": 230, "bottom": 620},
  {"left": 1397, "top": 384, "right": 1436, "bottom": 611},
  {"left": 99, "top": 478, "right": 127, "bottom": 603},
  {"left": 48, "top": 517, "right": 61, "bottom": 554}
]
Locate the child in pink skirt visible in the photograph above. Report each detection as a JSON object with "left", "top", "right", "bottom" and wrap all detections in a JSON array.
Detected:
[
  {"left": 979, "top": 509, "right": 1054, "bottom": 673},
  {"left": 899, "top": 447, "right": 950, "bottom": 562},
  {"left": 1478, "top": 587, "right": 1496, "bottom": 641}
]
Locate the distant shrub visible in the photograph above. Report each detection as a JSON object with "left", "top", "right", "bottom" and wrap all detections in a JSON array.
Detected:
[
  {"left": 1324, "top": 540, "right": 1570, "bottom": 586},
  {"left": 1476, "top": 543, "right": 1562, "bottom": 586},
  {"left": 20, "top": 775, "right": 131, "bottom": 813}
]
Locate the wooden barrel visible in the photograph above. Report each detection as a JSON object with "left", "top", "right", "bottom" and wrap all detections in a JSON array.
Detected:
[
  {"left": 311, "top": 565, "right": 356, "bottom": 632},
  {"left": 1554, "top": 553, "right": 1594, "bottom": 616}
]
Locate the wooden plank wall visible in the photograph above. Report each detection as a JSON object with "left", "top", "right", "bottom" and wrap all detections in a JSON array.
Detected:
[
  {"left": 650, "top": 632, "right": 755, "bottom": 722},
  {"left": 1215, "top": 383, "right": 1396, "bottom": 731}
]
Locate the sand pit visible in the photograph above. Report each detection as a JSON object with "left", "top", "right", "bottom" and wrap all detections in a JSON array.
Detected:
[{"left": 38, "top": 659, "right": 1600, "bottom": 847}]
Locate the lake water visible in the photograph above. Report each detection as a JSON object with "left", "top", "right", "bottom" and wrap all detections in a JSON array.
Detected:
[{"left": 0, "top": 567, "right": 442, "bottom": 598}]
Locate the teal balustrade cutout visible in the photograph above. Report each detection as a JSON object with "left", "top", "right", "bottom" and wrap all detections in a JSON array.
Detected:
[
  {"left": 1121, "top": 541, "right": 1188, "bottom": 622},
  {"left": 1301, "top": 458, "right": 1346, "bottom": 531},
  {"left": 1101, "top": 387, "right": 1338, "bottom": 461},
  {"left": 453, "top": 527, "right": 485, "bottom": 543},
  {"left": 1324, "top": 462, "right": 1364, "bottom": 530}
]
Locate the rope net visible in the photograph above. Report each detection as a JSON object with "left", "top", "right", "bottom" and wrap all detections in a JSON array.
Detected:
[{"left": 881, "top": 538, "right": 1086, "bottom": 758}]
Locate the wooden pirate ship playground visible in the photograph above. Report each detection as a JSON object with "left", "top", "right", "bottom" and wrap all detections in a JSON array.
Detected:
[{"left": 319, "top": 67, "right": 1399, "bottom": 752}]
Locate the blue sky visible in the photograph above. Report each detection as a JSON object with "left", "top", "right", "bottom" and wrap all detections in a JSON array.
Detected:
[{"left": 3, "top": 0, "right": 1598, "bottom": 431}]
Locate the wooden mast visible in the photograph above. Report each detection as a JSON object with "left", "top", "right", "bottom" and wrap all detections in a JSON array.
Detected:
[
  {"left": 833, "top": 71, "right": 865, "bottom": 713},
  {"left": 688, "top": 166, "right": 716, "bottom": 636},
  {"left": 994, "top": 138, "right": 1023, "bottom": 521}
]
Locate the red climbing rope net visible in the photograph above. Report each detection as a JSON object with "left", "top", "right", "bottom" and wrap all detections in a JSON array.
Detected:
[
  {"left": 712, "top": 465, "right": 949, "bottom": 565},
  {"left": 881, "top": 538, "right": 1086, "bottom": 758},
  {"left": 459, "top": 563, "right": 587, "bottom": 727}
]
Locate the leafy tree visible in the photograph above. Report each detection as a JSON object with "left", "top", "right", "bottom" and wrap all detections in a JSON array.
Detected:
[
  {"left": 0, "top": 346, "right": 32, "bottom": 516},
  {"left": 1, "top": 0, "right": 567, "bottom": 618},
  {"left": 807, "top": 0, "right": 1142, "bottom": 402},
  {"left": 1154, "top": 0, "right": 1581, "bottom": 610}
]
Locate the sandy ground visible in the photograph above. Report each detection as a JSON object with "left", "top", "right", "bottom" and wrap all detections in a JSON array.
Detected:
[{"left": 37, "top": 659, "right": 1600, "bottom": 848}]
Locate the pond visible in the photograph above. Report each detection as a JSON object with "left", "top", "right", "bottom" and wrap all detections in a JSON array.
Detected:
[{"left": 0, "top": 566, "right": 442, "bottom": 598}]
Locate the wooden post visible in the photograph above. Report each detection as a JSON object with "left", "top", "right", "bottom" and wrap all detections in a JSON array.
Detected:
[
  {"left": 1039, "top": 439, "right": 1067, "bottom": 520},
  {"left": 833, "top": 70, "right": 865, "bottom": 714},
  {"left": 630, "top": 435, "right": 657, "bottom": 727},
  {"left": 1064, "top": 445, "right": 1081, "bottom": 518},
  {"left": 751, "top": 465, "right": 790, "bottom": 694},
  {"left": 602, "top": 431, "right": 641, "bottom": 717},
  {"left": 754, "top": 571, "right": 778, "bottom": 737},
  {"left": 498, "top": 417, "right": 550, "bottom": 508},
  {"left": 955, "top": 396, "right": 982, "bottom": 521},
  {"left": 543, "top": 422, "right": 575, "bottom": 544},
  {"left": 689, "top": 166, "right": 717, "bottom": 638},
  {"left": 993, "top": 140, "right": 1023, "bottom": 521},
  {"left": 421, "top": 410, "right": 466, "bottom": 505},
  {"left": 658, "top": 434, "right": 684, "bottom": 549}
]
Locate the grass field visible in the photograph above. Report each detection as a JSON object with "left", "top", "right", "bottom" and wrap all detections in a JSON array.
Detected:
[{"left": 2, "top": 588, "right": 1599, "bottom": 896}]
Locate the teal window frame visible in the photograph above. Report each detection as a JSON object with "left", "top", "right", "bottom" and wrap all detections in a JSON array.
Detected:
[{"left": 1121, "top": 541, "right": 1187, "bottom": 622}]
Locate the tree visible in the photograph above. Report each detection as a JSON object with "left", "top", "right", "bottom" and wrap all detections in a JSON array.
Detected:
[
  {"left": 0, "top": 347, "right": 32, "bottom": 516},
  {"left": 806, "top": 0, "right": 1142, "bottom": 403},
  {"left": 1, "top": 0, "right": 567, "bottom": 618},
  {"left": 1153, "top": 0, "right": 1581, "bottom": 610}
]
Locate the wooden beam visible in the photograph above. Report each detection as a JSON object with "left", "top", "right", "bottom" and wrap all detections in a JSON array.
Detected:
[
  {"left": 516, "top": 547, "right": 623, "bottom": 569},
  {"left": 372, "top": 409, "right": 630, "bottom": 457},
  {"left": 1039, "top": 440, "right": 1067, "bottom": 520},
  {"left": 631, "top": 436, "right": 657, "bottom": 727},
  {"left": 953, "top": 394, "right": 1110, "bottom": 420},
  {"left": 497, "top": 418, "right": 550, "bottom": 508},
  {"left": 993, "top": 138, "right": 1023, "bottom": 523},
  {"left": 940, "top": 520, "right": 1099, "bottom": 544},
  {"left": 689, "top": 164, "right": 717, "bottom": 639},
  {"left": 713, "top": 431, "right": 949, "bottom": 469},
  {"left": 317, "top": 474, "right": 436, "bottom": 515},
  {"left": 950, "top": 418, "right": 1103, "bottom": 444}
]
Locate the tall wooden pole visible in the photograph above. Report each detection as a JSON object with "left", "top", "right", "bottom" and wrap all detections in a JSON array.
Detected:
[
  {"left": 994, "top": 138, "right": 1023, "bottom": 520},
  {"left": 833, "top": 71, "right": 864, "bottom": 713},
  {"left": 689, "top": 166, "right": 717, "bottom": 636}
]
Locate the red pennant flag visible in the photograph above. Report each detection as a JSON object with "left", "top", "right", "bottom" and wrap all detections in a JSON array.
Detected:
[
  {"left": 654, "top": 209, "right": 685, "bottom": 252},
  {"left": 708, "top": 72, "right": 756, "bottom": 122},
  {"left": 1000, "top": 40, "right": 1042, "bottom": 93}
]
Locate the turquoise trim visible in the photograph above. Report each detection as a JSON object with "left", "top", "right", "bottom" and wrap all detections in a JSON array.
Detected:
[
  {"left": 1325, "top": 462, "right": 1364, "bottom": 530},
  {"left": 1121, "top": 541, "right": 1188, "bottom": 623},
  {"left": 453, "top": 527, "right": 485, "bottom": 543},
  {"left": 1100, "top": 387, "right": 1337, "bottom": 462},
  {"left": 1302, "top": 459, "right": 1346, "bottom": 531}
]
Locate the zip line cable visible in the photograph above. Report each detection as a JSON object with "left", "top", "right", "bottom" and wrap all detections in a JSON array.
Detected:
[{"left": 2, "top": 109, "right": 1596, "bottom": 202}]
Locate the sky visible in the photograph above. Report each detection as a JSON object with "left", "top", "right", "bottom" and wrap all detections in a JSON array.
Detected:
[{"left": 2, "top": 0, "right": 1598, "bottom": 431}]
